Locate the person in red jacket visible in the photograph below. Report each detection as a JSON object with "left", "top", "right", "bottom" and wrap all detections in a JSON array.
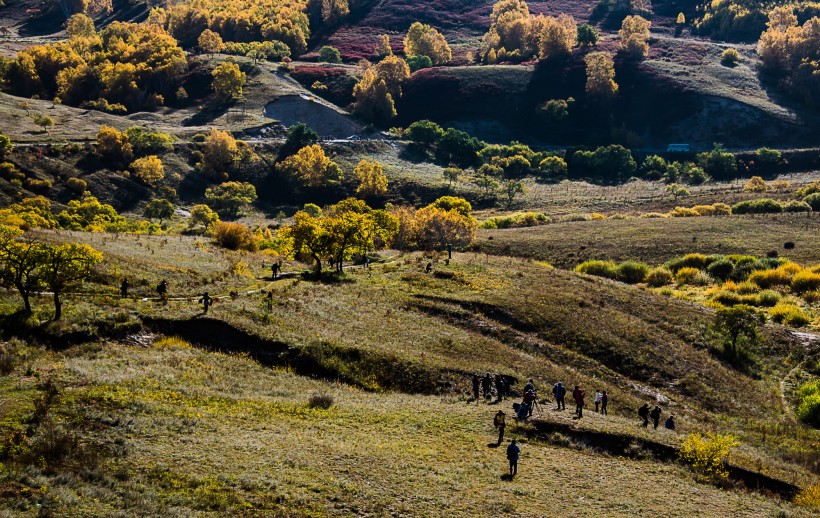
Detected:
[{"left": 573, "top": 385, "right": 586, "bottom": 418}]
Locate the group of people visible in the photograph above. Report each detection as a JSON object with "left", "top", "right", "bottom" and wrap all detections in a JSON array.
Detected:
[
  {"left": 564, "top": 385, "right": 609, "bottom": 419},
  {"left": 638, "top": 403, "right": 675, "bottom": 430},
  {"left": 472, "top": 372, "right": 511, "bottom": 403}
]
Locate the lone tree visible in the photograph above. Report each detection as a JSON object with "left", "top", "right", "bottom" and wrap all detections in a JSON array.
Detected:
[
  {"left": 212, "top": 61, "right": 246, "bottom": 99},
  {"left": 584, "top": 52, "right": 618, "bottom": 99},
  {"left": 0, "top": 131, "right": 13, "bottom": 159},
  {"left": 619, "top": 15, "right": 651, "bottom": 58},
  {"left": 144, "top": 198, "right": 174, "bottom": 224},
  {"left": 0, "top": 226, "right": 41, "bottom": 314},
  {"left": 204, "top": 181, "right": 258, "bottom": 217},
  {"left": 33, "top": 114, "right": 54, "bottom": 134},
  {"left": 714, "top": 304, "right": 764, "bottom": 360},
  {"left": 38, "top": 243, "right": 103, "bottom": 320},
  {"left": 198, "top": 29, "right": 223, "bottom": 57}
]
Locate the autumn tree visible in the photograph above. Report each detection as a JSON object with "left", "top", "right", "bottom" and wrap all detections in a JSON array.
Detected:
[
  {"left": 33, "top": 114, "right": 54, "bottom": 134},
  {"left": 144, "top": 198, "right": 174, "bottom": 224},
  {"left": 280, "top": 122, "right": 319, "bottom": 159},
  {"left": 198, "top": 29, "right": 223, "bottom": 56},
  {"left": 281, "top": 210, "right": 329, "bottom": 273},
  {"left": 96, "top": 126, "right": 133, "bottom": 166},
  {"left": 502, "top": 179, "right": 525, "bottom": 208},
  {"left": 65, "top": 13, "right": 95, "bottom": 38},
  {"left": 376, "top": 34, "right": 393, "bottom": 57},
  {"left": 620, "top": 15, "right": 651, "bottom": 58},
  {"left": 373, "top": 55, "right": 410, "bottom": 98},
  {"left": 0, "top": 131, "right": 13, "bottom": 159},
  {"left": 212, "top": 61, "right": 246, "bottom": 99},
  {"left": 202, "top": 128, "right": 239, "bottom": 179},
  {"left": 38, "top": 243, "right": 102, "bottom": 320},
  {"left": 537, "top": 14, "right": 577, "bottom": 60},
  {"left": 443, "top": 167, "right": 460, "bottom": 189},
  {"left": 188, "top": 203, "right": 220, "bottom": 232},
  {"left": 353, "top": 68, "right": 396, "bottom": 124},
  {"left": 354, "top": 160, "right": 388, "bottom": 198},
  {"left": 204, "top": 181, "right": 258, "bottom": 217},
  {"left": 131, "top": 155, "right": 165, "bottom": 186},
  {"left": 584, "top": 51, "right": 618, "bottom": 99},
  {"left": 277, "top": 144, "right": 342, "bottom": 187},
  {"left": 404, "top": 22, "right": 452, "bottom": 65},
  {"left": 0, "top": 226, "right": 42, "bottom": 314},
  {"left": 411, "top": 198, "right": 477, "bottom": 250},
  {"left": 538, "top": 156, "right": 567, "bottom": 180}
]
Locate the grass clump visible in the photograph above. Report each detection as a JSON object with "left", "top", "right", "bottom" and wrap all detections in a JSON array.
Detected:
[
  {"left": 676, "top": 267, "right": 711, "bottom": 286},
  {"left": 747, "top": 267, "right": 793, "bottom": 289},
  {"left": 154, "top": 336, "right": 193, "bottom": 349},
  {"left": 792, "top": 270, "right": 820, "bottom": 294},
  {"left": 575, "top": 259, "right": 617, "bottom": 279},
  {"left": 678, "top": 432, "right": 739, "bottom": 479},
  {"left": 756, "top": 290, "right": 781, "bottom": 307}
]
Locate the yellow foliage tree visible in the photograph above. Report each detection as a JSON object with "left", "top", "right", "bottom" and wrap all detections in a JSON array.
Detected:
[
  {"left": 743, "top": 176, "right": 768, "bottom": 193},
  {"left": 212, "top": 61, "right": 246, "bottom": 99},
  {"left": 96, "top": 125, "right": 132, "bottom": 164},
  {"left": 584, "top": 51, "right": 618, "bottom": 99},
  {"left": 353, "top": 68, "right": 397, "bottom": 124},
  {"left": 620, "top": 15, "right": 651, "bottom": 58},
  {"left": 376, "top": 34, "right": 393, "bottom": 57},
  {"left": 198, "top": 29, "right": 223, "bottom": 55},
  {"left": 131, "top": 155, "right": 165, "bottom": 186},
  {"left": 404, "top": 22, "right": 452, "bottom": 65},
  {"left": 278, "top": 144, "right": 342, "bottom": 187},
  {"left": 354, "top": 160, "right": 388, "bottom": 197},
  {"left": 537, "top": 14, "right": 577, "bottom": 60},
  {"left": 202, "top": 128, "right": 239, "bottom": 179}
]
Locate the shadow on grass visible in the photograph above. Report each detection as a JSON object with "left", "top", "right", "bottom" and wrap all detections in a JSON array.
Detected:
[{"left": 500, "top": 473, "right": 515, "bottom": 481}]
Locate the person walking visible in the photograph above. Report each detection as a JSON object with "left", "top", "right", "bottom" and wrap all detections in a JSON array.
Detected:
[
  {"left": 522, "top": 388, "right": 535, "bottom": 417},
  {"left": 665, "top": 414, "right": 676, "bottom": 430},
  {"left": 573, "top": 385, "right": 586, "bottom": 418},
  {"left": 472, "top": 374, "right": 480, "bottom": 401},
  {"left": 650, "top": 405, "right": 662, "bottom": 430},
  {"left": 120, "top": 279, "right": 129, "bottom": 298},
  {"left": 506, "top": 439, "right": 520, "bottom": 478},
  {"left": 594, "top": 390, "right": 602, "bottom": 413},
  {"left": 638, "top": 403, "right": 650, "bottom": 428},
  {"left": 482, "top": 372, "right": 492, "bottom": 401},
  {"left": 495, "top": 374, "right": 505, "bottom": 403},
  {"left": 494, "top": 410, "right": 506, "bottom": 445},
  {"left": 601, "top": 390, "right": 609, "bottom": 416},
  {"left": 198, "top": 292, "right": 213, "bottom": 314}
]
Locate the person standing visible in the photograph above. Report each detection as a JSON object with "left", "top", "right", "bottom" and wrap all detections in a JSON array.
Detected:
[
  {"left": 638, "top": 403, "right": 650, "bottom": 428},
  {"left": 482, "top": 372, "right": 492, "bottom": 401},
  {"left": 650, "top": 405, "right": 662, "bottom": 430},
  {"left": 494, "top": 410, "right": 506, "bottom": 445},
  {"left": 524, "top": 379, "right": 535, "bottom": 394},
  {"left": 601, "top": 390, "right": 609, "bottom": 416},
  {"left": 573, "top": 385, "right": 586, "bottom": 418},
  {"left": 472, "top": 374, "right": 480, "bottom": 401},
  {"left": 495, "top": 374, "right": 505, "bottom": 403},
  {"left": 553, "top": 382, "right": 566, "bottom": 410},
  {"left": 594, "top": 390, "right": 602, "bottom": 413},
  {"left": 120, "top": 279, "right": 129, "bottom": 298},
  {"left": 506, "top": 439, "right": 520, "bottom": 478},
  {"left": 157, "top": 279, "right": 168, "bottom": 302}
]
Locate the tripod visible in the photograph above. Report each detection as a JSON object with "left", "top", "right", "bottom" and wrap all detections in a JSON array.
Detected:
[{"left": 530, "top": 397, "right": 544, "bottom": 417}]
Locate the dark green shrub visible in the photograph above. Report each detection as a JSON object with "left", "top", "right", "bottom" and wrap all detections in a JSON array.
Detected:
[
  {"left": 707, "top": 259, "right": 734, "bottom": 281},
  {"left": 407, "top": 55, "right": 433, "bottom": 72},
  {"left": 732, "top": 198, "right": 783, "bottom": 214},
  {"left": 784, "top": 200, "right": 812, "bottom": 212},
  {"left": 795, "top": 380, "right": 820, "bottom": 427},
  {"left": 318, "top": 46, "right": 342, "bottom": 63},
  {"left": 615, "top": 261, "right": 650, "bottom": 284},
  {"left": 711, "top": 290, "right": 742, "bottom": 306},
  {"left": 756, "top": 290, "right": 781, "bottom": 307}
]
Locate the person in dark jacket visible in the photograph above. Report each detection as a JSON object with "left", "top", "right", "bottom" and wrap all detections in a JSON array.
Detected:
[
  {"left": 601, "top": 390, "right": 609, "bottom": 416},
  {"left": 650, "top": 405, "right": 662, "bottom": 429},
  {"left": 495, "top": 374, "right": 505, "bottom": 402},
  {"left": 506, "top": 439, "right": 520, "bottom": 477},
  {"left": 573, "top": 385, "right": 586, "bottom": 418},
  {"left": 553, "top": 382, "right": 566, "bottom": 410},
  {"left": 198, "top": 292, "right": 213, "bottom": 314},
  {"left": 665, "top": 415, "right": 676, "bottom": 430},
  {"left": 638, "top": 403, "right": 650, "bottom": 428},
  {"left": 472, "top": 374, "right": 480, "bottom": 401},
  {"left": 494, "top": 410, "right": 506, "bottom": 445},
  {"left": 120, "top": 279, "right": 129, "bottom": 298},
  {"left": 482, "top": 372, "right": 492, "bottom": 400}
]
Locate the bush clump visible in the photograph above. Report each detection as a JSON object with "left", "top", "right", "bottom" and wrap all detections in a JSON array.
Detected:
[
  {"left": 795, "top": 380, "right": 820, "bottom": 427},
  {"left": 307, "top": 393, "right": 334, "bottom": 409},
  {"left": 212, "top": 222, "right": 256, "bottom": 251},
  {"left": 646, "top": 267, "right": 674, "bottom": 287},
  {"left": 784, "top": 200, "right": 812, "bottom": 212},
  {"left": 732, "top": 198, "right": 783, "bottom": 214},
  {"left": 756, "top": 290, "right": 781, "bottom": 307},
  {"left": 676, "top": 267, "right": 711, "bottom": 286},
  {"left": 747, "top": 267, "right": 793, "bottom": 289},
  {"left": 480, "top": 212, "right": 550, "bottom": 229},
  {"left": 575, "top": 259, "right": 617, "bottom": 279},
  {"left": 804, "top": 193, "right": 820, "bottom": 211},
  {"left": 615, "top": 261, "right": 650, "bottom": 284},
  {"left": 769, "top": 303, "right": 810, "bottom": 327},
  {"left": 794, "top": 482, "right": 820, "bottom": 508},
  {"left": 792, "top": 271, "right": 820, "bottom": 294},
  {"left": 678, "top": 432, "right": 738, "bottom": 478},
  {"left": 710, "top": 290, "right": 742, "bottom": 306},
  {"left": 706, "top": 259, "right": 734, "bottom": 281}
]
